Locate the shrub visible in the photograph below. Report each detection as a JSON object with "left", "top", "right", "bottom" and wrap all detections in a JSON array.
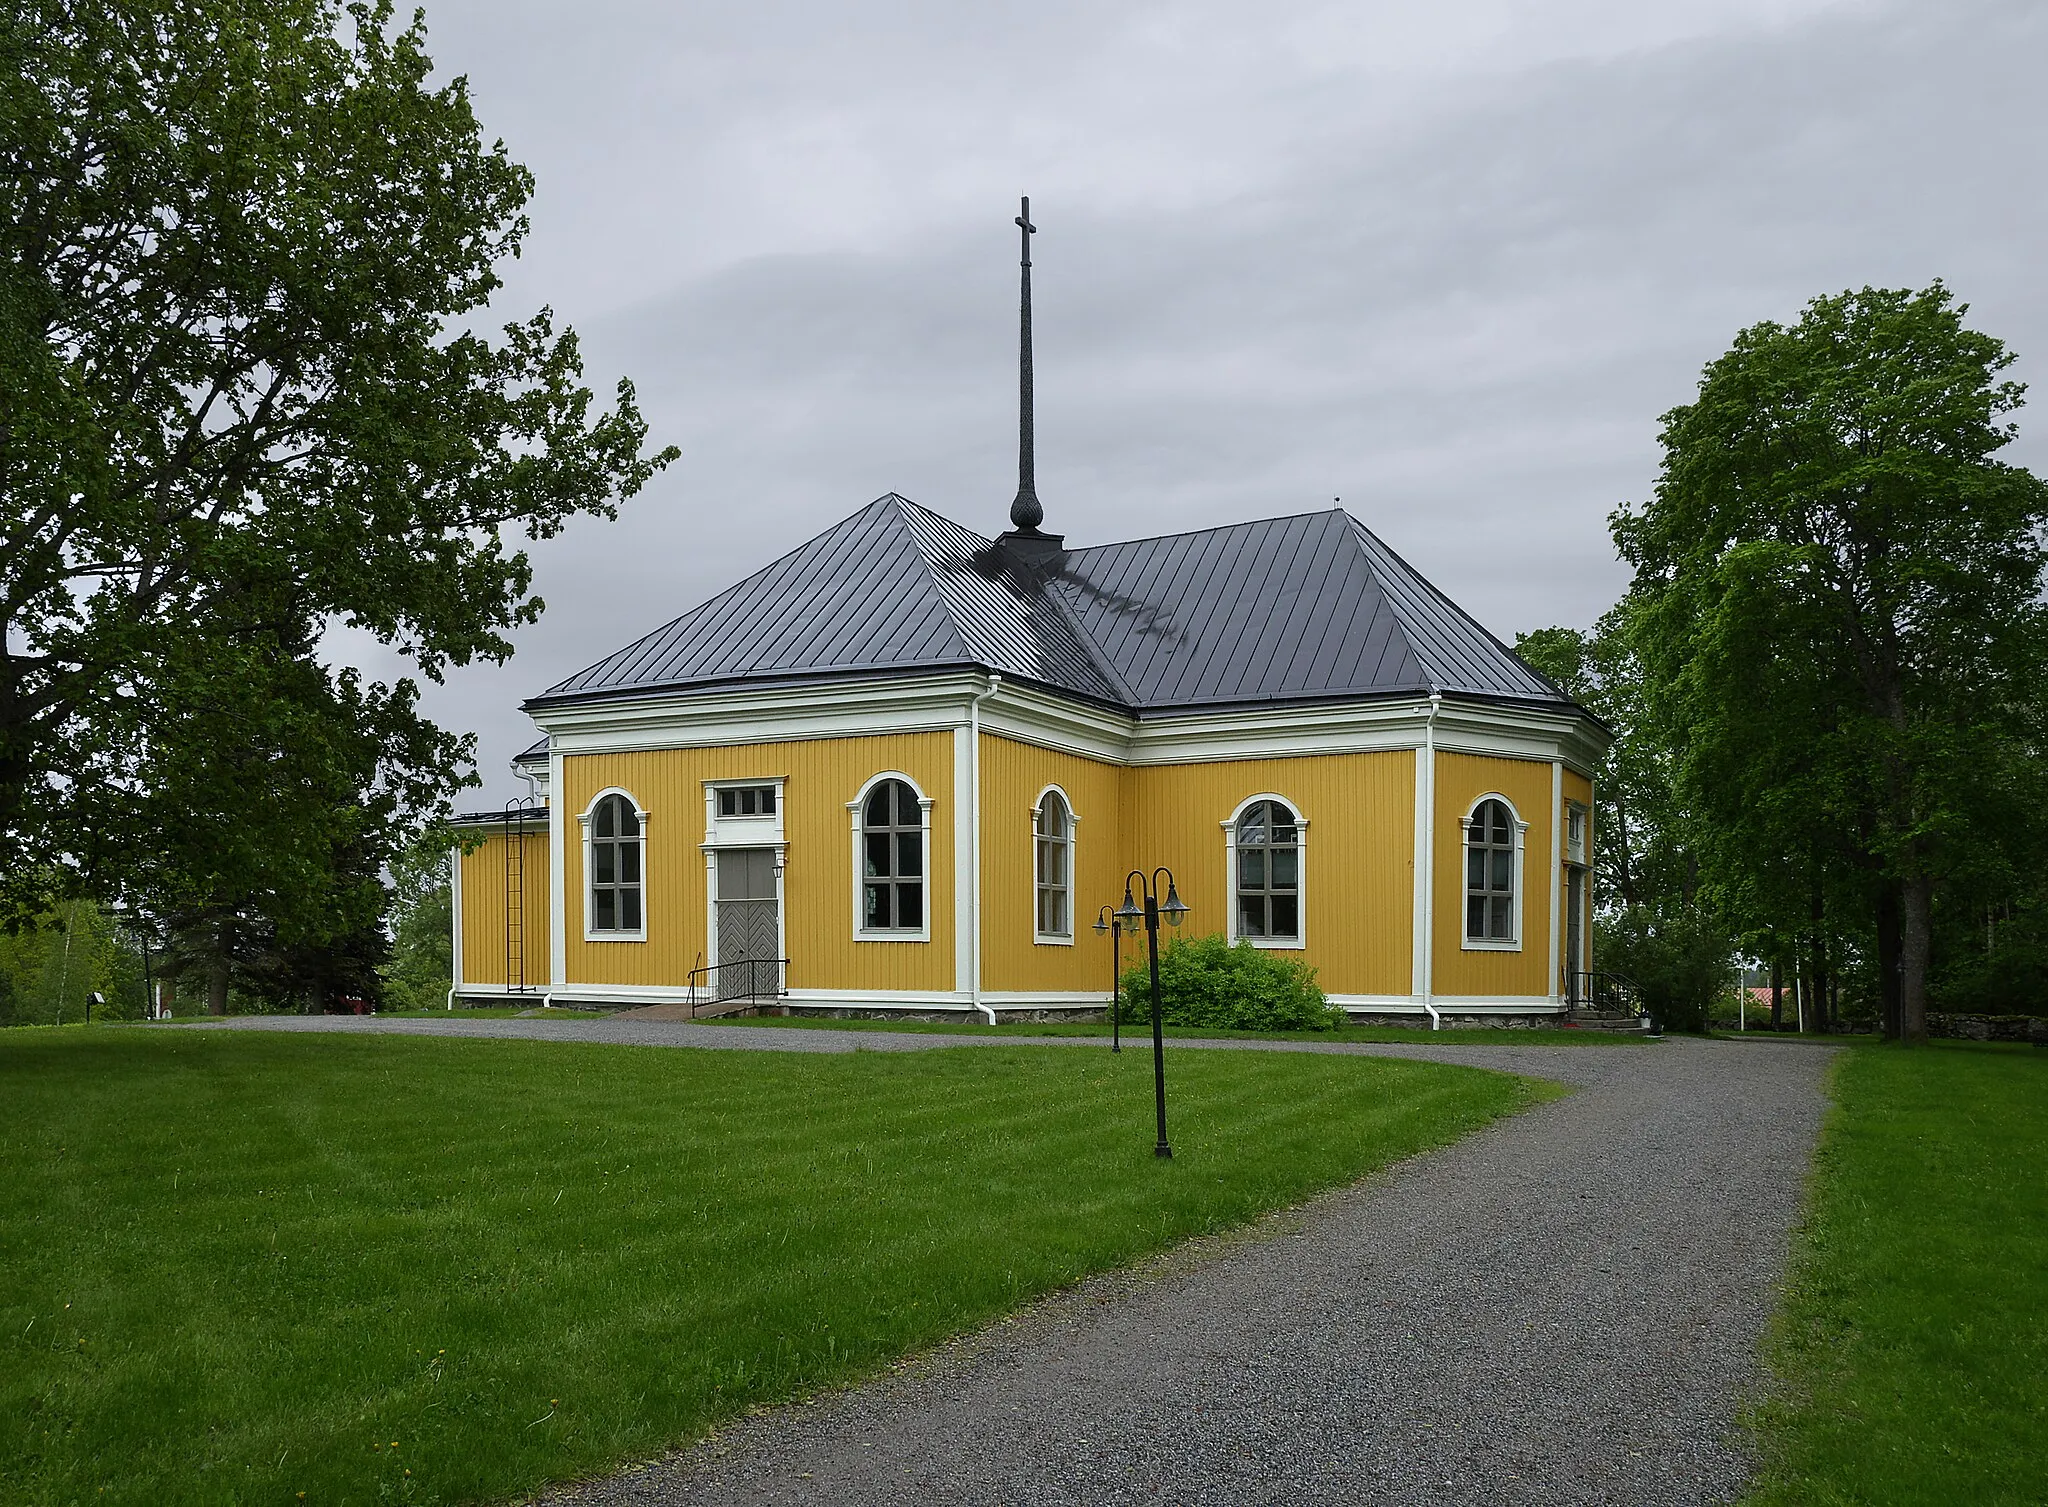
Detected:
[
  {"left": 1116, "top": 932, "right": 1342, "bottom": 1032},
  {"left": 1594, "top": 905, "right": 1733, "bottom": 1033}
]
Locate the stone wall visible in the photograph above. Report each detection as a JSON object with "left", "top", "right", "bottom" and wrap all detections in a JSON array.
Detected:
[{"left": 1926, "top": 1012, "right": 2048, "bottom": 1043}]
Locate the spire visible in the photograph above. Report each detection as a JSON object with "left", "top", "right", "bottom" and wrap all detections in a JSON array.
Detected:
[{"left": 1009, "top": 196, "right": 1043, "bottom": 533}]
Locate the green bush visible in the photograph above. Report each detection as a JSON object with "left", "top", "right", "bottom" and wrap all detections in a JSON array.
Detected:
[
  {"left": 1594, "top": 905, "right": 1732, "bottom": 1033},
  {"left": 1116, "top": 932, "right": 1342, "bottom": 1032}
]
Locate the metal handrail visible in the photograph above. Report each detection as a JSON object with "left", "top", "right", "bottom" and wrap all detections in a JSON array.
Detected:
[
  {"left": 1565, "top": 969, "right": 1644, "bottom": 1017},
  {"left": 685, "top": 957, "right": 791, "bottom": 1018}
]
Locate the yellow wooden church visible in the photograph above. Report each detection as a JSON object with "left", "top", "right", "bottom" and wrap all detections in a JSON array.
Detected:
[{"left": 449, "top": 208, "right": 1607, "bottom": 1025}]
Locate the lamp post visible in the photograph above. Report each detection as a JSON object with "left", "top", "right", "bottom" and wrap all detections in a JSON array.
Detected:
[
  {"left": 1092, "top": 905, "right": 1123, "bottom": 1052},
  {"left": 1116, "top": 868, "right": 1189, "bottom": 1158}
]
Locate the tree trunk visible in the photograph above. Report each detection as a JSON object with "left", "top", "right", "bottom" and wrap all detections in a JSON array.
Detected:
[
  {"left": 1900, "top": 871, "right": 1933, "bottom": 1045},
  {"left": 206, "top": 957, "right": 229, "bottom": 1017},
  {"left": 1876, "top": 878, "right": 1903, "bottom": 1040}
]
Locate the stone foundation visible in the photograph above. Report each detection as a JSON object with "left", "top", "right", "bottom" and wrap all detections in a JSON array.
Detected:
[{"left": 1342, "top": 1011, "right": 1570, "bottom": 1030}]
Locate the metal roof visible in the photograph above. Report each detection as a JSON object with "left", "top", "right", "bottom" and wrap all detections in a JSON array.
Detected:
[{"left": 529, "top": 495, "right": 1571, "bottom": 716}]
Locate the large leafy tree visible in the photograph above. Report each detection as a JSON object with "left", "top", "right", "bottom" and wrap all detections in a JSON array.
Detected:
[
  {"left": 0, "top": 0, "right": 674, "bottom": 921},
  {"left": 1615, "top": 284, "right": 2048, "bottom": 1042}
]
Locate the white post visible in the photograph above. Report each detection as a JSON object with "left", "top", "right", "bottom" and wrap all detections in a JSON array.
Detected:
[{"left": 1796, "top": 972, "right": 1805, "bottom": 1035}]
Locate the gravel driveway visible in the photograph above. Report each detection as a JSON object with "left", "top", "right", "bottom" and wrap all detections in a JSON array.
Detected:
[{"left": 187, "top": 1017, "right": 1832, "bottom": 1505}]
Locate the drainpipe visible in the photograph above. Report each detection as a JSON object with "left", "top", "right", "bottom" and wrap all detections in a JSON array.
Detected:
[
  {"left": 1421, "top": 693, "right": 1441, "bottom": 1028},
  {"left": 969, "top": 674, "right": 1002, "bottom": 1023}
]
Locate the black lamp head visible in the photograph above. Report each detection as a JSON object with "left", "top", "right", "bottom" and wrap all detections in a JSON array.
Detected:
[{"left": 1161, "top": 879, "right": 1190, "bottom": 928}]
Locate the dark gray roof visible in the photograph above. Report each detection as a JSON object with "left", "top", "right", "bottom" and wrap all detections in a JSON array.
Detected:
[{"left": 529, "top": 495, "right": 1570, "bottom": 716}]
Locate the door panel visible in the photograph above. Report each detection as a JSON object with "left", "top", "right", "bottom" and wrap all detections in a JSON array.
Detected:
[{"left": 715, "top": 849, "right": 781, "bottom": 999}]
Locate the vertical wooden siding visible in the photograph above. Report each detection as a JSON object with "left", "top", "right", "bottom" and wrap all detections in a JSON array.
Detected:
[
  {"left": 1432, "top": 752, "right": 1555, "bottom": 998},
  {"left": 558, "top": 734, "right": 954, "bottom": 992},
  {"left": 978, "top": 735, "right": 1126, "bottom": 993},
  {"left": 458, "top": 829, "right": 551, "bottom": 988},
  {"left": 1123, "top": 751, "right": 1415, "bottom": 998}
]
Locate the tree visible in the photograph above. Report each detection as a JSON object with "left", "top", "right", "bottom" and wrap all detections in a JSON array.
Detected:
[
  {"left": 0, "top": 0, "right": 675, "bottom": 921},
  {"left": 1614, "top": 284, "right": 2048, "bottom": 1042},
  {"left": 381, "top": 823, "right": 454, "bottom": 1012}
]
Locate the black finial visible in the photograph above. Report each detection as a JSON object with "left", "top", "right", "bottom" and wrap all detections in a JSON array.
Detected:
[{"left": 1010, "top": 196, "right": 1043, "bottom": 533}]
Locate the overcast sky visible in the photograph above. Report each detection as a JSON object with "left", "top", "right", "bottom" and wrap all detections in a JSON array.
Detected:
[{"left": 375, "top": 0, "right": 2048, "bottom": 808}]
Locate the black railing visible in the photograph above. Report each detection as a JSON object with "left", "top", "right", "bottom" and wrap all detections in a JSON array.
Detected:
[
  {"left": 685, "top": 957, "right": 790, "bottom": 1018},
  {"left": 1566, "top": 969, "right": 1644, "bottom": 1018}
]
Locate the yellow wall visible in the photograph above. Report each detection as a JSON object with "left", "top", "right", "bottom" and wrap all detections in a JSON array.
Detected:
[
  {"left": 1123, "top": 750, "right": 1416, "bottom": 998},
  {"left": 458, "top": 827, "right": 551, "bottom": 988},
  {"left": 978, "top": 735, "right": 1127, "bottom": 993},
  {"left": 557, "top": 734, "right": 954, "bottom": 993},
  {"left": 1432, "top": 752, "right": 1555, "bottom": 998}
]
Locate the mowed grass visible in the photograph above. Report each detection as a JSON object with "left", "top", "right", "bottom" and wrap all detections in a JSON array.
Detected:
[
  {"left": 700, "top": 1014, "right": 1649, "bottom": 1046},
  {"left": 0, "top": 1030, "right": 1545, "bottom": 1506},
  {"left": 1748, "top": 1043, "right": 2048, "bottom": 1506}
]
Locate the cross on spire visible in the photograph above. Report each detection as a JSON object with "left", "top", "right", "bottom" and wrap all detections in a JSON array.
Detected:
[{"left": 1010, "top": 196, "right": 1043, "bottom": 533}]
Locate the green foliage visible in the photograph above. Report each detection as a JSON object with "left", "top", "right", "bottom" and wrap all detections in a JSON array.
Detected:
[
  {"left": 1118, "top": 932, "right": 1342, "bottom": 1031},
  {"left": 0, "top": 0, "right": 675, "bottom": 926},
  {"left": 0, "top": 901, "right": 146, "bottom": 1026},
  {"left": 1594, "top": 907, "right": 1732, "bottom": 1033},
  {"left": 1612, "top": 283, "right": 2048, "bottom": 1039},
  {"left": 379, "top": 827, "right": 455, "bottom": 1011},
  {"left": 0, "top": 1030, "right": 1535, "bottom": 1504},
  {"left": 1749, "top": 1045, "right": 2048, "bottom": 1506}
]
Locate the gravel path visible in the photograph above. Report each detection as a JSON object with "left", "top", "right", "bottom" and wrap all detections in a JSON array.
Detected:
[{"left": 184, "top": 1017, "right": 1833, "bottom": 1505}]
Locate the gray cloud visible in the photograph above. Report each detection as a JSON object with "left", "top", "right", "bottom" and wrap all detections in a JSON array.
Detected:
[{"left": 363, "top": 0, "right": 2048, "bottom": 807}]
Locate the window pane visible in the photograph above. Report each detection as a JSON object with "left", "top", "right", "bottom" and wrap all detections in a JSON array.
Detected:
[
  {"left": 1491, "top": 896, "right": 1512, "bottom": 939},
  {"left": 1240, "top": 895, "right": 1265, "bottom": 937},
  {"left": 1240, "top": 849, "right": 1265, "bottom": 889},
  {"left": 1467, "top": 848, "right": 1484, "bottom": 888},
  {"left": 897, "top": 832, "right": 922, "bottom": 878},
  {"left": 621, "top": 843, "right": 641, "bottom": 883},
  {"left": 1049, "top": 890, "right": 1067, "bottom": 935},
  {"left": 890, "top": 781, "right": 913, "bottom": 826},
  {"left": 617, "top": 803, "right": 640, "bottom": 838},
  {"left": 1272, "top": 848, "right": 1298, "bottom": 889},
  {"left": 1271, "top": 894, "right": 1299, "bottom": 938},
  {"left": 761, "top": 788, "right": 776, "bottom": 815},
  {"left": 1467, "top": 896, "right": 1485, "bottom": 938},
  {"left": 866, "top": 883, "right": 890, "bottom": 929},
  {"left": 1239, "top": 806, "right": 1267, "bottom": 844},
  {"left": 622, "top": 890, "right": 642, "bottom": 931},
  {"left": 899, "top": 883, "right": 923, "bottom": 928},
  {"left": 595, "top": 890, "right": 616, "bottom": 930},
  {"left": 865, "top": 833, "right": 890, "bottom": 877},
  {"left": 866, "top": 785, "right": 891, "bottom": 826},
  {"left": 1046, "top": 843, "right": 1065, "bottom": 886},
  {"left": 594, "top": 844, "right": 616, "bottom": 885},
  {"left": 739, "top": 788, "right": 756, "bottom": 815},
  {"left": 595, "top": 799, "right": 614, "bottom": 838},
  {"left": 1491, "top": 850, "right": 1512, "bottom": 891},
  {"left": 1490, "top": 806, "right": 1509, "bottom": 845},
  {"left": 719, "top": 790, "right": 736, "bottom": 817}
]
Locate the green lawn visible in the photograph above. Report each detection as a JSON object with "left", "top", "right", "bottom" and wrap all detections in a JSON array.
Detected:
[
  {"left": 1747, "top": 1042, "right": 2047, "bottom": 1506},
  {"left": 0, "top": 1030, "right": 1547, "bottom": 1506},
  {"left": 701, "top": 1014, "right": 1650, "bottom": 1046}
]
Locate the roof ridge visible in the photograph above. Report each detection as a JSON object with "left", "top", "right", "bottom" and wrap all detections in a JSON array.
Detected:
[
  {"left": 1067, "top": 505, "right": 1350, "bottom": 557},
  {"left": 1344, "top": 515, "right": 1564, "bottom": 702}
]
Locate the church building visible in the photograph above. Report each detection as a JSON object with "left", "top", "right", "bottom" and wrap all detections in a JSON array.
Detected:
[{"left": 449, "top": 205, "right": 1607, "bottom": 1025}]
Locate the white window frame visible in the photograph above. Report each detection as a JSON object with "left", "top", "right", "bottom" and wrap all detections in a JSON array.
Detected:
[
  {"left": 1032, "top": 784, "right": 1078, "bottom": 946},
  {"left": 848, "top": 770, "right": 933, "bottom": 943},
  {"left": 579, "top": 787, "right": 649, "bottom": 943},
  {"left": 703, "top": 778, "right": 789, "bottom": 987},
  {"left": 1565, "top": 801, "right": 1589, "bottom": 867},
  {"left": 1460, "top": 792, "right": 1528, "bottom": 952},
  {"left": 1222, "top": 793, "right": 1307, "bottom": 951}
]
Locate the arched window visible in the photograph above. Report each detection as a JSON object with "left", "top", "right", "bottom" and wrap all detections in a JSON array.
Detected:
[
  {"left": 1465, "top": 797, "right": 1518, "bottom": 943},
  {"left": 589, "top": 792, "right": 643, "bottom": 934},
  {"left": 1034, "top": 790, "right": 1072, "bottom": 940},
  {"left": 860, "top": 777, "right": 925, "bottom": 933},
  {"left": 1234, "top": 798, "right": 1301, "bottom": 942}
]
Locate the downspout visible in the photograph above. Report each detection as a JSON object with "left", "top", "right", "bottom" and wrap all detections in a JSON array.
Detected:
[
  {"left": 969, "top": 674, "right": 1002, "bottom": 1023},
  {"left": 1421, "top": 693, "right": 1441, "bottom": 1029}
]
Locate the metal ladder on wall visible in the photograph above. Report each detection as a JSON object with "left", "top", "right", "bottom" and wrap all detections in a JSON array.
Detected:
[{"left": 503, "top": 797, "right": 540, "bottom": 996}]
